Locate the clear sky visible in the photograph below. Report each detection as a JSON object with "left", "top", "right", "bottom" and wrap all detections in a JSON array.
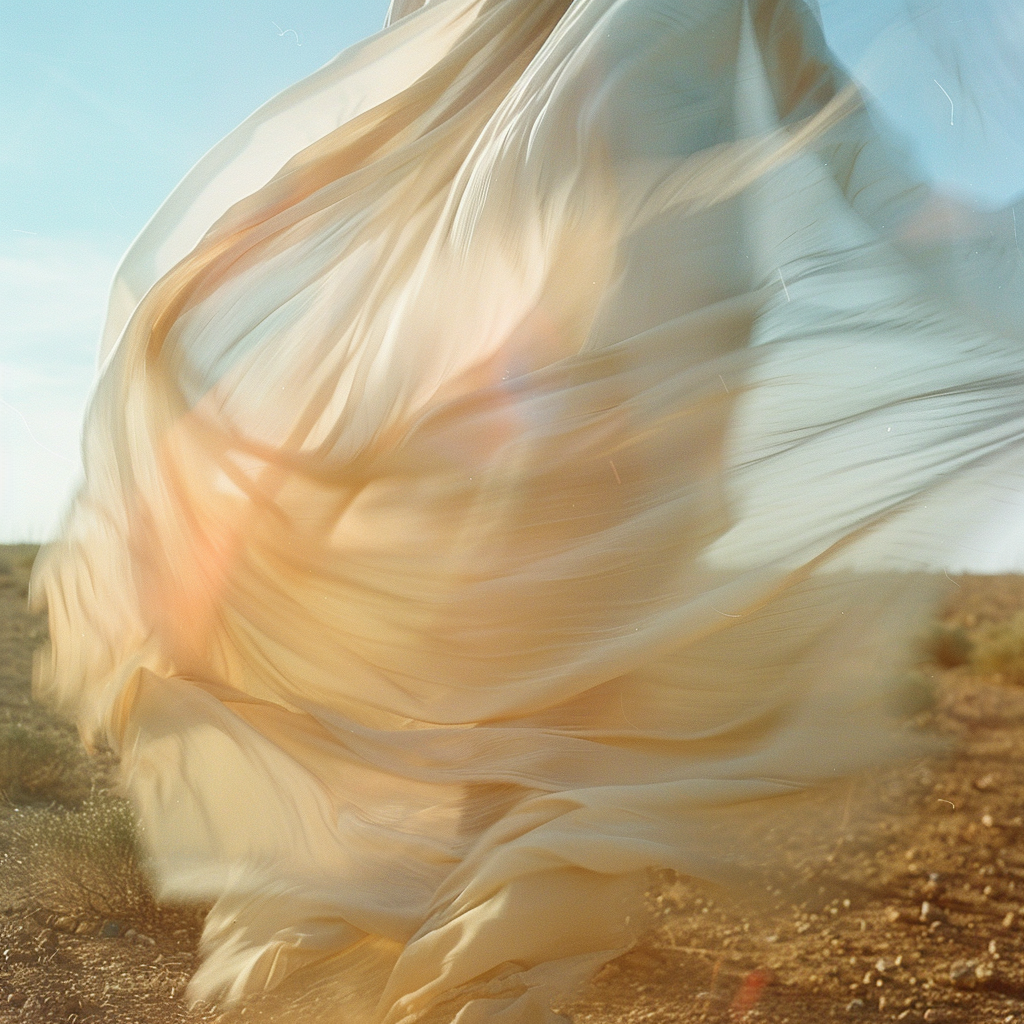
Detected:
[
  {"left": 1, "top": 0, "right": 390, "bottom": 541},
  {"left": 2, "top": 0, "right": 1023, "bottom": 561}
]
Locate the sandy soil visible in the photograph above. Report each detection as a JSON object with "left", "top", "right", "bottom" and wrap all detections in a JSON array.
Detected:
[{"left": 3, "top": 546, "right": 1024, "bottom": 1023}]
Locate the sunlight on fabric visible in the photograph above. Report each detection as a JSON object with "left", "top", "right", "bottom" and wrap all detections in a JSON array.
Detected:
[{"left": 19, "top": 1, "right": 1024, "bottom": 1022}]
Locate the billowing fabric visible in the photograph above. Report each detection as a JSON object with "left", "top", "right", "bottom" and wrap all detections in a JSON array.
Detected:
[{"left": 32, "top": 0, "right": 1024, "bottom": 1021}]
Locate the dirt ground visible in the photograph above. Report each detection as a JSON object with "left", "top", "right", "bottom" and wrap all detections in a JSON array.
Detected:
[{"left": 3, "top": 545, "right": 1024, "bottom": 1023}]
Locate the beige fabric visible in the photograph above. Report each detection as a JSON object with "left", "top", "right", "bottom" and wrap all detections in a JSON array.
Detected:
[{"left": 33, "top": 0, "right": 1024, "bottom": 1021}]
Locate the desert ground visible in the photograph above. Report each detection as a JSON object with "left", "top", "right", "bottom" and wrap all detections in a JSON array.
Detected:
[{"left": 4, "top": 545, "right": 1024, "bottom": 1023}]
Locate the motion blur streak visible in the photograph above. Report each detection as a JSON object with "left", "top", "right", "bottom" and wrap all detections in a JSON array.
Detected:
[{"left": 30, "top": 1, "right": 1024, "bottom": 1021}]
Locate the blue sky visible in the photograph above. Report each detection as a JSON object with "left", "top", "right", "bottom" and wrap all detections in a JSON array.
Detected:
[
  {"left": 1, "top": 1, "right": 390, "bottom": 541},
  {"left": 2, "top": 0, "right": 1023, "bottom": 559}
]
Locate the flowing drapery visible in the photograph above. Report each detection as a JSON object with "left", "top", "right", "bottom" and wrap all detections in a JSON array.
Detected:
[{"left": 33, "top": 0, "right": 1024, "bottom": 1020}]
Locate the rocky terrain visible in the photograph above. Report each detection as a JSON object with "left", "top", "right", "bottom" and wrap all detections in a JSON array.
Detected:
[{"left": 3, "top": 547, "right": 1024, "bottom": 1023}]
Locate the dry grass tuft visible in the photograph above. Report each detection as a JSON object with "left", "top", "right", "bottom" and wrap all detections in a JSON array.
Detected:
[{"left": 971, "top": 609, "right": 1024, "bottom": 684}]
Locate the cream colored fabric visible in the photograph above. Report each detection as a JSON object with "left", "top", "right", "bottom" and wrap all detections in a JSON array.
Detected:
[{"left": 32, "top": 0, "right": 1024, "bottom": 1021}]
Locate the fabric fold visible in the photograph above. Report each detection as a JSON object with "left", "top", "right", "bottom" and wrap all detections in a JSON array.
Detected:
[{"left": 33, "top": 0, "right": 1024, "bottom": 1021}]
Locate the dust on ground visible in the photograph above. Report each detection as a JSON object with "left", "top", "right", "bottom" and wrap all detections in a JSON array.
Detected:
[{"left": 3, "top": 546, "right": 1024, "bottom": 1023}]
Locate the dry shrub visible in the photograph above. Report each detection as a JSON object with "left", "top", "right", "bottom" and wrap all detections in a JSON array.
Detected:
[
  {"left": 927, "top": 625, "right": 974, "bottom": 669},
  {"left": 1, "top": 791, "right": 208, "bottom": 938},
  {"left": 0, "top": 722, "right": 91, "bottom": 805},
  {"left": 972, "top": 610, "right": 1024, "bottom": 684},
  {"left": 2, "top": 792, "right": 158, "bottom": 925}
]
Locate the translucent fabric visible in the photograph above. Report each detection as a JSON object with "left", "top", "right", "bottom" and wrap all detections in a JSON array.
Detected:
[{"left": 32, "top": 0, "right": 1024, "bottom": 1021}]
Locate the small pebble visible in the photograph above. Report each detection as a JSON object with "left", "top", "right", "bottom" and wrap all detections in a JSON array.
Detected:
[
  {"left": 974, "top": 961, "right": 994, "bottom": 983},
  {"left": 949, "top": 960, "right": 978, "bottom": 989}
]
